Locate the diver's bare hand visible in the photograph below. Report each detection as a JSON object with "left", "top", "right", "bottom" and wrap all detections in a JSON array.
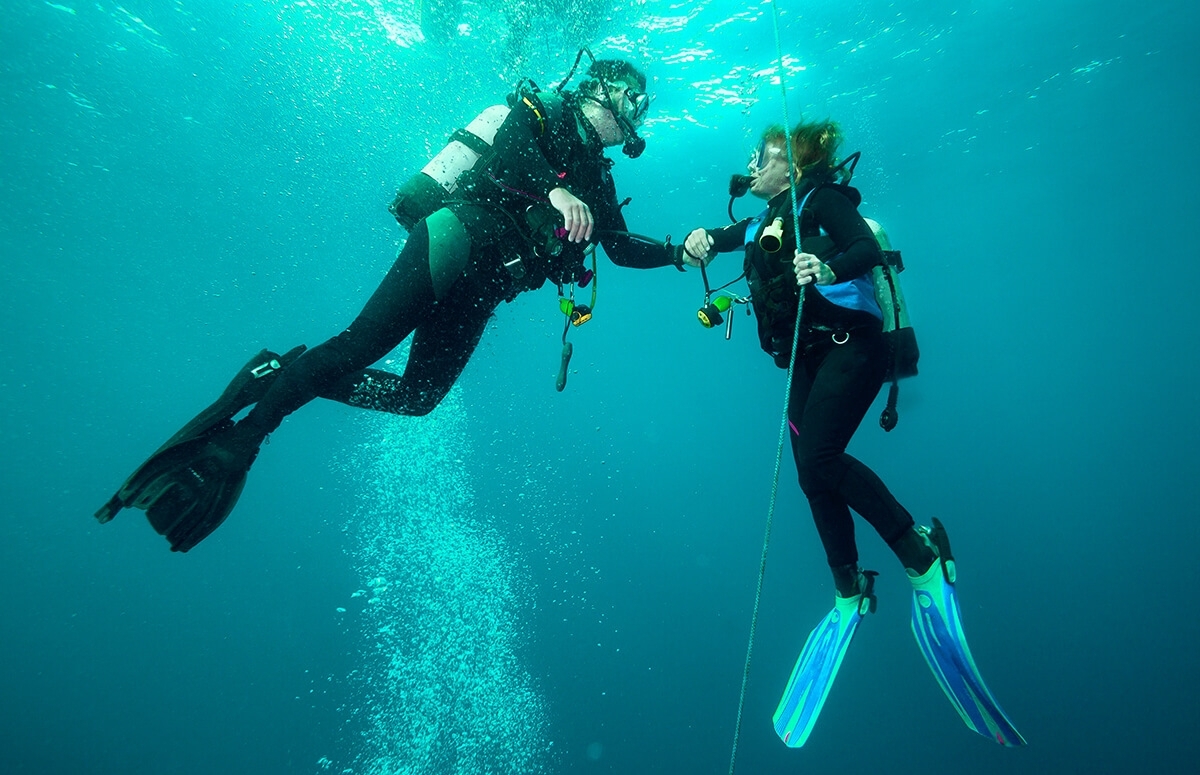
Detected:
[
  {"left": 683, "top": 228, "right": 715, "bottom": 267},
  {"left": 549, "top": 187, "right": 594, "bottom": 242},
  {"left": 794, "top": 250, "right": 833, "bottom": 286}
]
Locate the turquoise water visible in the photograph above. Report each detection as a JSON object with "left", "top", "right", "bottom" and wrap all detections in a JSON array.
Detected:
[{"left": 3, "top": 1, "right": 1198, "bottom": 773}]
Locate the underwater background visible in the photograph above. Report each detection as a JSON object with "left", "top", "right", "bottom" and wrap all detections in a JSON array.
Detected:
[{"left": 3, "top": 0, "right": 1198, "bottom": 773}]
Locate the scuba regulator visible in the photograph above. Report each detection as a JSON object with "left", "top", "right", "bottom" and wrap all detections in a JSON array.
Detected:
[
  {"left": 692, "top": 169, "right": 760, "bottom": 339},
  {"left": 727, "top": 174, "right": 752, "bottom": 221},
  {"left": 555, "top": 249, "right": 597, "bottom": 392},
  {"left": 697, "top": 293, "right": 732, "bottom": 328},
  {"left": 695, "top": 257, "right": 749, "bottom": 340}
]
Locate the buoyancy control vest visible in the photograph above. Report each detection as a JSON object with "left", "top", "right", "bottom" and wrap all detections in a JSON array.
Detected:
[
  {"left": 388, "top": 86, "right": 590, "bottom": 291},
  {"left": 744, "top": 201, "right": 919, "bottom": 384}
]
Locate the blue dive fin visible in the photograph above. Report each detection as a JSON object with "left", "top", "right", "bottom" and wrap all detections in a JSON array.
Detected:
[
  {"left": 910, "top": 518, "right": 1027, "bottom": 747},
  {"left": 773, "top": 570, "right": 878, "bottom": 747}
]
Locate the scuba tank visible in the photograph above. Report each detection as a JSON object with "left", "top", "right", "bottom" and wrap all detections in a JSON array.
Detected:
[
  {"left": 863, "top": 218, "right": 919, "bottom": 382},
  {"left": 864, "top": 217, "right": 918, "bottom": 431},
  {"left": 388, "top": 104, "right": 512, "bottom": 231}
]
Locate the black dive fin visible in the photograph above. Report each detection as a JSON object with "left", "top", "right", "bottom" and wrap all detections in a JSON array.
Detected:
[
  {"left": 143, "top": 420, "right": 260, "bottom": 552},
  {"left": 94, "top": 346, "right": 306, "bottom": 530}
]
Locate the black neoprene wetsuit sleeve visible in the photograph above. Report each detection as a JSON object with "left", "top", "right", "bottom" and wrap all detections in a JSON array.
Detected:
[
  {"left": 703, "top": 188, "right": 880, "bottom": 281},
  {"left": 706, "top": 217, "right": 757, "bottom": 254},
  {"left": 595, "top": 191, "right": 675, "bottom": 269},
  {"left": 806, "top": 187, "right": 882, "bottom": 282}
]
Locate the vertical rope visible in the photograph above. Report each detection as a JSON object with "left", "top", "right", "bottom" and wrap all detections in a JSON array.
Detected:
[{"left": 726, "top": 3, "right": 808, "bottom": 773}]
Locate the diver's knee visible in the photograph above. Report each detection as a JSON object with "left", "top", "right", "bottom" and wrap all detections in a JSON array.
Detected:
[
  {"left": 798, "top": 452, "right": 851, "bottom": 497},
  {"left": 796, "top": 459, "right": 829, "bottom": 495},
  {"left": 403, "top": 400, "right": 436, "bottom": 417},
  {"left": 398, "top": 386, "right": 451, "bottom": 417},
  {"left": 330, "top": 319, "right": 392, "bottom": 366}
]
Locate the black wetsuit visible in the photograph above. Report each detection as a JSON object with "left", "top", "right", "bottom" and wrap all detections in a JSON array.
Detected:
[
  {"left": 243, "top": 90, "right": 673, "bottom": 432},
  {"left": 705, "top": 181, "right": 915, "bottom": 571}
]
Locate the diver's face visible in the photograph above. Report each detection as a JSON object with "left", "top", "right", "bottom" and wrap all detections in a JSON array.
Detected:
[
  {"left": 582, "top": 79, "right": 650, "bottom": 151},
  {"left": 585, "top": 83, "right": 638, "bottom": 146},
  {"left": 606, "top": 82, "right": 649, "bottom": 136},
  {"left": 749, "top": 143, "right": 791, "bottom": 199}
]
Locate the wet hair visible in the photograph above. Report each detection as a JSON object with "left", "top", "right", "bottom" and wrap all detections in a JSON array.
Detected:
[
  {"left": 581, "top": 58, "right": 647, "bottom": 94},
  {"left": 761, "top": 119, "right": 843, "bottom": 177}
]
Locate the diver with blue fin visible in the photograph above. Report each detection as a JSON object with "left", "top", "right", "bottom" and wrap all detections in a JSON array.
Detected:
[
  {"left": 96, "top": 51, "right": 699, "bottom": 553},
  {"left": 681, "top": 121, "right": 1025, "bottom": 748}
]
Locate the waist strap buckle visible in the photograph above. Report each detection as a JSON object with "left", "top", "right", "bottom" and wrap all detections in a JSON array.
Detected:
[{"left": 250, "top": 359, "right": 283, "bottom": 379}]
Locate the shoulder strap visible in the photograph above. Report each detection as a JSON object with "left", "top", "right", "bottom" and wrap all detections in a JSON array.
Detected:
[{"left": 513, "top": 88, "right": 565, "bottom": 136}]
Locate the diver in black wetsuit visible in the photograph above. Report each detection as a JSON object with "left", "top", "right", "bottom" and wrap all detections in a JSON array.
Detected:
[
  {"left": 255, "top": 59, "right": 677, "bottom": 425},
  {"left": 682, "top": 121, "right": 935, "bottom": 593},
  {"left": 97, "top": 58, "right": 695, "bottom": 552},
  {"left": 681, "top": 124, "right": 1027, "bottom": 749}
]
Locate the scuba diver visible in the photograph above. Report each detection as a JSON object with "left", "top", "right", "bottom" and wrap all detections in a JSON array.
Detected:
[
  {"left": 681, "top": 122, "right": 1025, "bottom": 748},
  {"left": 96, "top": 54, "right": 696, "bottom": 553}
]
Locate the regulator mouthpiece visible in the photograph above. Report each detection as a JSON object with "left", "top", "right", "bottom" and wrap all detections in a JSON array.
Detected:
[
  {"left": 729, "top": 175, "right": 752, "bottom": 198},
  {"left": 622, "top": 131, "right": 646, "bottom": 159}
]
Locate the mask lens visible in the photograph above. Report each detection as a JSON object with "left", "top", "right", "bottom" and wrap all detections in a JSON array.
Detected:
[
  {"left": 626, "top": 89, "right": 650, "bottom": 122},
  {"left": 750, "top": 139, "right": 769, "bottom": 171}
]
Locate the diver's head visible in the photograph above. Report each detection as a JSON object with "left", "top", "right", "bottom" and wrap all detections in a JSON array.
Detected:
[
  {"left": 747, "top": 128, "right": 790, "bottom": 200},
  {"left": 747, "top": 119, "right": 842, "bottom": 199},
  {"left": 578, "top": 58, "right": 650, "bottom": 157}
]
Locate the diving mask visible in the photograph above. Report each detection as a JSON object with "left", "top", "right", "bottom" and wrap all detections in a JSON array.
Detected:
[
  {"left": 748, "top": 139, "right": 784, "bottom": 173},
  {"left": 623, "top": 88, "right": 650, "bottom": 125}
]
